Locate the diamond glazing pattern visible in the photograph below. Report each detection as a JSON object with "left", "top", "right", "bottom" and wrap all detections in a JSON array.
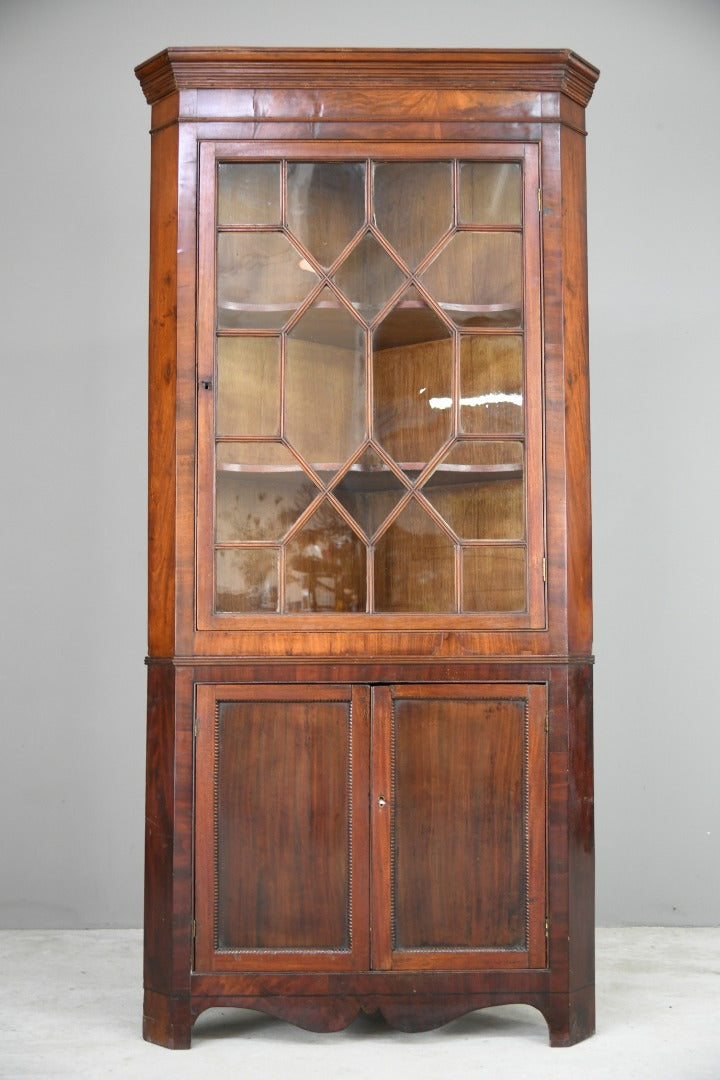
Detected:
[{"left": 214, "top": 159, "right": 527, "bottom": 613}]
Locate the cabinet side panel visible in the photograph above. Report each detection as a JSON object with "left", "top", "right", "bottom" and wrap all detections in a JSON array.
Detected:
[
  {"left": 144, "top": 663, "right": 176, "bottom": 992},
  {"left": 568, "top": 663, "right": 594, "bottom": 994},
  {"left": 147, "top": 123, "right": 179, "bottom": 657},
  {"left": 560, "top": 123, "right": 593, "bottom": 656},
  {"left": 174, "top": 121, "right": 201, "bottom": 656}
]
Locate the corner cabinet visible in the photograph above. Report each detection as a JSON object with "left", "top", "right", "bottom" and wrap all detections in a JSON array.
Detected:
[{"left": 135, "top": 48, "right": 598, "bottom": 1049}]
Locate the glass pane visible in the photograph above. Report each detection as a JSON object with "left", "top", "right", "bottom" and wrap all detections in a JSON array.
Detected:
[
  {"left": 374, "top": 499, "right": 455, "bottom": 612},
  {"left": 459, "top": 162, "right": 522, "bottom": 225},
  {"left": 374, "top": 289, "right": 453, "bottom": 470},
  {"left": 374, "top": 162, "right": 453, "bottom": 269},
  {"left": 422, "top": 441, "right": 524, "bottom": 540},
  {"left": 217, "top": 232, "right": 319, "bottom": 330},
  {"left": 463, "top": 546, "right": 526, "bottom": 612},
  {"left": 285, "top": 501, "right": 366, "bottom": 612},
  {"left": 287, "top": 162, "right": 366, "bottom": 268},
  {"left": 285, "top": 288, "right": 366, "bottom": 473},
  {"left": 460, "top": 336, "right": 524, "bottom": 435},
  {"left": 216, "top": 547, "right": 279, "bottom": 612},
  {"left": 216, "top": 337, "right": 280, "bottom": 436},
  {"left": 332, "top": 233, "right": 407, "bottom": 323},
  {"left": 216, "top": 442, "right": 320, "bottom": 542},
  {"left": 217, "top": 163, "right": 281, "bottom": 225},
  {"left": 331, "top": 445, "right": 408, "bottom": 539},
  {"left": 420, "top": 233, "right": 522, "bottom": 328},
  {"left": 372, "top": 284, "right": 452, "bottom": 350}
]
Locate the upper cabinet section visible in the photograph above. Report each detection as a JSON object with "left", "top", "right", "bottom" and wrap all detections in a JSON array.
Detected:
[{"left": 138, "top": 49, "right": 597, "bottom": 658}]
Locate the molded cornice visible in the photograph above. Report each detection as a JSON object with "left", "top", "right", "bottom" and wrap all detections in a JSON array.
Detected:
[{"left": 135, "top": 47, "right": 599, "bottom": 108}]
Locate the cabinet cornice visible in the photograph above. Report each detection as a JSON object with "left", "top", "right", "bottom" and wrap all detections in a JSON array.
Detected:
[{"left": 135, "top": 48, "right": 599, "bottom": 108}]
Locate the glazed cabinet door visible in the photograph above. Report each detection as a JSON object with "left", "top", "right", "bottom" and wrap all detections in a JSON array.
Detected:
[
  {"left": 194, "top": 683, "right": 370, "bottom": 972},
  {"left": 195, "top": 142, "right": 545, "bottom": 639},
  {"left": 371, "top": 683, "right": 547, "bottom": 970}
]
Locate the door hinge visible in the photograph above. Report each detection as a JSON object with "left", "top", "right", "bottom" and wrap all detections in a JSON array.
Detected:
[
  {"left": 193, "top": 713, "right": 199, "bottom": 738},
  {"left": 191, "top": 919, "right": 197, "bottom": 939},
  {"left": 542, "top": 557, "right": 547, "bottom": 583},
  {"left": 538, "top": 189, "right": 542, "bottom": 213},
  {"left": 545, "top": 714, "right": 549, "bottom": 734},
  {"left": 545, "top": 916, "right": 549, "bottom": 940}
]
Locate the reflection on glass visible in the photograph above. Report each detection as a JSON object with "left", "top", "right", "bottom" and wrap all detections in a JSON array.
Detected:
[
  {"left": 374, "top": 162, "right": 453, "bottom": 269},
  {"left": 374, "top": 498, "right": 455, "bottom": 612},
  {"left": 460, "top": 336, "right": 524, "bottom": 435},
  {"left": 217, "top": 163, "right": 281, "bottom": 226},
  {"left": 287, "top": 162, "right": 366, "bottom": 268},
  {"left": 216, "top": 547, "right": 279, "bottom": 612},
  {"left": 463, "top": 546, "right": 526, "bottom": 612},
  {"left": 331, "top": 445, "right": 408, "bottom": 538},
  {"left": 217, "top": 232, "right": 319, "bottom": 329},
  {"left": 420, "top": 233, "right": 522, "bottom": 328},
  {"left": 459, "top": 162, "right": 522, "bottom": 225},
  {"left": 373, "top": 289, "right": 452, "bottom": 469},
  {"left": 215, "top": 442, "right": 320, "bottom": 542},
  {"left": 422, "top": 441, "right": 524, "bottom": 540},
  {"left": 285, "top": 288, "right": 366, "bottom": 472},
  {"left": 438, "top": 439, "right": 524, "bottom": 469},
  {"left": 285, "top": 501, "right": 366, "bottom": 612},
  {"left": 216, "top": 337, "right": 280, "bottom": 436},
  {"left": 332, "top": 233, "right": 406, "bottom": 323}
]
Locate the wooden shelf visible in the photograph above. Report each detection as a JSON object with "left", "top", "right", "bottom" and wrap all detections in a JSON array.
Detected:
[
  {"left": 218, "top": 297, "right": 520, "bottom": 346},
  {"left": 217, "top": 460, "right": 522, "bottom": 489}
]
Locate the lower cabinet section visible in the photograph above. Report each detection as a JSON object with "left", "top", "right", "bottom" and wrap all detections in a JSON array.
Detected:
[
  {"left": 143, "top": 663, "right": 594, "bottom": 1049},
  {"left": 194, "top": 682, "right": 547, "bottom": 974}
]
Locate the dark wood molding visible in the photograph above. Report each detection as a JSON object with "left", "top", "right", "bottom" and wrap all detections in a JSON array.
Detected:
[
  {"left": 135, "top": 48, "right": 599, "bottom": 108},
  {"left": 182, "top": 989, "right": 588, "bottom": 1040},
  {"left": 146, "top": 655, "right": 596, "bottom": 668}
]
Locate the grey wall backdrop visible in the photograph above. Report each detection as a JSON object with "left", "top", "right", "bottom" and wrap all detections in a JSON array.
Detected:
[{"left": 1, "top": 0, "right": 718, "bottom": 929}]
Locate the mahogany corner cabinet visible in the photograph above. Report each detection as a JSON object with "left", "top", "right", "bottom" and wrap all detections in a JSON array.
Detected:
[{"left": 135, "top": 47, "right": 599, "bottom": 1049}]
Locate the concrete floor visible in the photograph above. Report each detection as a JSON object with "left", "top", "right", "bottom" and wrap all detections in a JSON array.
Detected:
[{"left": 0, "top": 927, "right": 717, "bottom": 1079}]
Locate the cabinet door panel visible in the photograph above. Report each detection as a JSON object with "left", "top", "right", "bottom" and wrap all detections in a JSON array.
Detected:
[
  {"left": 196, "top": 140, "right": 546, "bottom": 635},
  {"left": 194, "top": 684, "right": 370, "bottom": 971},
  {"left": 372, "top": 683, "right": 546, "bottom": 970}
]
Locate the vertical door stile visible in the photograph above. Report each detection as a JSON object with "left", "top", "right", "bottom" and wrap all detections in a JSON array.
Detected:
[
  {"left": 196, "top": 144, "right": 218, "bottom": 629},
  {"left": 350, "top": 684, "right": 372, "bottom": 969},
  {"left": 527, "top": 682, "right": 549, "bottom": 967},
  {"left": 370, "top": 685, "right": 393, "bottom": 969},
  {"left": 192, "top": 684, "right": 216, "bottom": 972}
]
